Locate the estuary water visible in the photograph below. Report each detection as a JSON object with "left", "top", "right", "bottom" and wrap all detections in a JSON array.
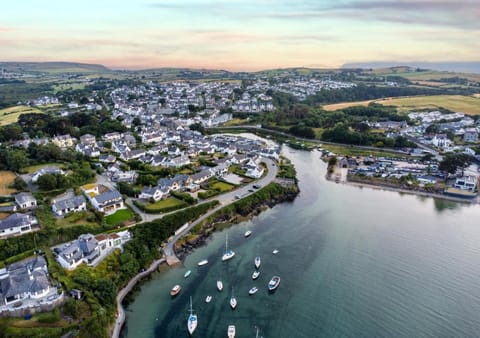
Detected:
[{"left": 122, "top": 147, "right": 480, "bottom": 338}]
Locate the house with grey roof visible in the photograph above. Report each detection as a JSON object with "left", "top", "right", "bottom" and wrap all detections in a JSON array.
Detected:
[
  {"left": 0, "top": 213, "right": 37, "bottom": 239},
  {"left": 0, "top": 256, "right": 55, "bottom": 307},
  {"left": 86, "top": 188, "right": 125, "bottom": 215},
  {"left": 52, "top": 195, "right": 86, "bottom": 217},
  {"left": 15, "top": 192, "right": 37, "bottom": 210}
]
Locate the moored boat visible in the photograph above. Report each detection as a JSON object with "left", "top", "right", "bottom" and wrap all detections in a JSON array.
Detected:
[
  {"left": 249, "top": 286, "right": 258, "bottom": 295},
  {"left": 217, "top": 280, "right": 223, "bottom": 291},
  {"left": 252, "top": 271, "right": 260, "bottom": 280},
  {"left": 268, "top": 276, "right": 281, "bottom": 291},
  {"left": 228, "top": 325, "right": 236, "bottom": 338},
  {"left": 184, "top": 270, "right": 192, "bottom": 278},
  {"left": 205, "top": 295, "right": 212, "bottom": 303},
  {"left": 272, "top": 249, "right": 279, "bottom": 255},
  {"left": 244, "top": 230, "right": 252, "bottom": 237},
  {"left": 230, "top": 287, "right": 237, "bottom": 309},
  {"left": 170, "top": 284, "right": 181, "bottom": 297},
  {"left": 198, "top": 259, "right": 208, "bottom": 266},
  {"left": 254, "top": 256, "right": 261, "bottom": 269},
  {"left": 222, "top": 234, "right": 235, "bottom": 261},
  {"left": 187, "top": 297, "right": 197, "bottom": 335}
]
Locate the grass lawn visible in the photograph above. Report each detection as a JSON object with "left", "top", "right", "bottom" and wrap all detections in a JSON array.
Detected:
[
  {"left": 0, "top": 170, "right": 17, "bottom": 195},
  {"left": 322, "top": 95, "right": 480, "bottom": 115},
  {"left": 23, "top": 163, "right": 66, "bottom": 174},
  {"left": 56, "top": 211, "right": 98, "bottom": 228},
  {"left": 142, "top": 197, "right": 187, "bottom": 212},
  {"left": 209, "top": 181, "right": 235, "bottom": 192},
  {"left": 0, "top": 105, "right": 44, "bottom": 126},
  {"left": 105, "top": 209, "right": 134, "bottom": 226}
]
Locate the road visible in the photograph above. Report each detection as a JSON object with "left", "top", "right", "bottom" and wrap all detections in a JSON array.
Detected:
[{"left": 111, "top": 157, "right": 278, "bottom": 338}]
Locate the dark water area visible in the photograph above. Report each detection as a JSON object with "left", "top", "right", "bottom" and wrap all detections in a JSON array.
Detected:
[{"left": 122, "top": 147, "right": 480, "bottom": 338}]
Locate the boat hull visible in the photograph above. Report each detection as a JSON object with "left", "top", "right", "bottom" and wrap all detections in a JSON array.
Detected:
[{"left": 268, "top": 276, "right": 281, "bottom": 292}]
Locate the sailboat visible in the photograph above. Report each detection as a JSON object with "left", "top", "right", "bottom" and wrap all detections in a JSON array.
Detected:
[
  {"left": 187, "top": 296, "right": 198, "bottom": 335},
  {"left": 222, "top": 234, "right": 235, "bottom": 261},
  {"left": 230, "top": 287, "right": 237, "bottom": 309}
]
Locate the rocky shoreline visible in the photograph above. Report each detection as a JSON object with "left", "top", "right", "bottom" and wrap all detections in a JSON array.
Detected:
[{"left": 175, "top": 190, "right": 299, "bottom": 260}]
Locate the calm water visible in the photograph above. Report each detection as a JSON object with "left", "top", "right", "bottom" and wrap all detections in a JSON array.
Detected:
[{"left": 122, "top": 147, "right": 480, "bottom": 338}]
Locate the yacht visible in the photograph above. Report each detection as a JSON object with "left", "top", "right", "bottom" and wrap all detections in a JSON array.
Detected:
[
  {"left": 230, "top": 287, "right": 237, "bottom": 309},
  {"left": 272, "top": 249, "right": 279, "bottom": 255},
  {"left": 170, "top": 284, "right": 181, "bottom": 297},
  {"left": 228, "top": 325, "right": 236, "bottom": 338},
  {"left": 205, "top": 295, "right": 212, "bottom": 303},
  {"left": 187, "top": 297, "right": 198, "bottom": 335},
  {"left": 184, "top": 270, "right": 192, "bottom": 278},
  {"left": 198, "top": 259, "right": 208, "bottom": 266},
  {"left": 222, "top": 234, "right": 235, "bottom": 261},
  {"left": 252, "top": 271, "right": 260, "bottom": 280},
  {"left": 217, "top": 280, "right": 224, "bottom": 291},
  {"left": 249, "top": 286, "right": 258, "bottom": 295},
  {"left": 244, "top": 230, "right": 252, "bottom": 238},
  {"left": 268, "top": 276, "right": 281, "bottom": 292},
  {"left": 254, "top": 256, "right": 261, "bottom": 269}
]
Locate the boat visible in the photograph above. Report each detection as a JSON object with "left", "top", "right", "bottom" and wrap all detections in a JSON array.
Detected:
[
  {"left": 254, "top": 256, "right": 261, "bottom": 269},
  {"left": 187, "top": 297, "right": 198, "bottom": 335},
  {"left": 244, "top": 230, "right": 252, "bottom": 237},
  {"left": 248, "top": 286, "right": 258, "bottom": 295},
  {"left": 227, "top": 325, "right": 236, "bottom": 338},
  {"left": 230, "top": 287, "right": 237, "bottom": 309},
  {"left": 184, "top": 270, "right": 192, "bottom": 278},
  {"left": 272, "top": 249, "right": 279, "bottom": 255},
  {"left": 217, "top": 280, "right": 223, "bottom": 291},
  {"left": 170, "top": 284, "right": 181, "bottom": 297},
  {"left": 268, "top": 276, "right": 281, "bottom": 291},
  {"left": 198, "top": 259, "right": 208, "bottom": 266},
  {"left": 222, "top": 234, "right": 235, "bottom": 261},
  {"left": 252, "top": 271, "right": 260, "bottom": 280},
  {"left": 205, "top": 295, "right": 212, "bottom": 303}
]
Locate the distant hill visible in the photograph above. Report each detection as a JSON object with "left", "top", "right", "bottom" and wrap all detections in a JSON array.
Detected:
[
  {"left": 0, "top": 62, "right": 111, "bottom": 74},
  {"left": 342, "top": 62, "right": 480, "bottom": 74}
]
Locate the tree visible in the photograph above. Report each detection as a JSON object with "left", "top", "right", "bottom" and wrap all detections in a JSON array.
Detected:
[
  {"left": 36, "top": 173, "right": 57, "bottom": 190},
  {"left": 13, "top": 176, "right": 27, "bottom": 190},
  {"left": 189, "top": 122, "right": 205, "bottom": 135},
  {"left": 439, "top": 153, "right": 473, "bottom": 177}
]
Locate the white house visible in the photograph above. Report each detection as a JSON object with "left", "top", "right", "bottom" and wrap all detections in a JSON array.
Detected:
[
  {"left": 52, "top": 195, "right": 87, "bottom": 217},
  {"left": 0, "top": 213, "right": 38, "bottom": 238},
  {"left": 15, "top": 192, "right": 37, "bottom": 210}
]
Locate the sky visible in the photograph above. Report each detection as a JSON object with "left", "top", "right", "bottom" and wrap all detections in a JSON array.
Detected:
[{"left": 0, "top": 0, "right": 479, "bottom": 71}]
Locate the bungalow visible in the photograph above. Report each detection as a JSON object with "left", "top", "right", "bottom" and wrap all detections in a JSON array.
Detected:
[
  {"left": 0, "top": 256, "right": 53, "bottom": 306},
  {"left": 139, "top": 186, "right": 169, "bottom": 201},
  {"left": 191, "top": 169, "right": 214, "bottom": 184},
  {"left": 15, "top": 192, "right": 37, "bottom": 210},
  {"left": 120, "top": 149, "right": 146, "bottom": 161},
  {"left": 0, "top": 213, "right": 38, "bottom": 238},
  {"left": 31, "top": 167, "right": 64, "bottom": 183},
  {"left": 52, "top": 195, "right": 86, "bottom": 217}
]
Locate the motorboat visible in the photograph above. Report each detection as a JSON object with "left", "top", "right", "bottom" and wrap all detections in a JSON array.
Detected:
[
  {"left": 170, "top": 284, "right": 181, "bottom": 297},
  {"left": 254, "top": 256, "right": 261, "bottom": 269},
  {"left": 217, "top": 280, "right": 224, "bottom": 291},
  {"left": 227, "top": 325, "right": 236, "bottom": 338},
  {"left": 244, "top": 230, "right": 252, "bottom": 237},
  {"left": 248, "top": 286, "right": 258, "bottom": 295},
  {"left": 187, "top": 297, "right": 198, "bottom": 335},
  {"left": 205, "top": 295, "right": 212, "bottom": 303},
  {"left": 184, "top": 270, "right": 192, "bottom": 278},
  {"left": 252, "top": 271, "right": 260, "bottom": 280},
  {"left": 230, "top": 287, "right": 237, "bottom": 309},
  {"left": 268, "top": 276, "right": 281, "bottom": 292},
  {"left": 198, "top": 259, "right": 208, "bottom": 266},
  {"left": 272, "top": 249, "right": 279, "bottom": 255}
]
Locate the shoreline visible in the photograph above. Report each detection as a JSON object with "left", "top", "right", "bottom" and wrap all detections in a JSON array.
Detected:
[{"left": 339, "top": 178, "right": 477, "bottom": 204}]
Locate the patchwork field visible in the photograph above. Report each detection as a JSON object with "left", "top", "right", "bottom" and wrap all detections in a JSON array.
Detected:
[
  {"left": 323, "top": 95, "right": 480, "bottom": 115},
  {"left": 0, "top": 171, "right": 17, "bottom": 195},
  {"left": 0, "top": 105, "right": 43, "bottom": 126}
]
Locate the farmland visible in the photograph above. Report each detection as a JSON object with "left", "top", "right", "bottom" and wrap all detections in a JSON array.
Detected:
[
  {"left": 323, "top": 94, "right": 480, "bottom": 115},
  {"left": 0, "top": 105, "right": 44, "bottom": 126},
  {"left": 0, "top": 171, "right": 17, "bottom": 195}
]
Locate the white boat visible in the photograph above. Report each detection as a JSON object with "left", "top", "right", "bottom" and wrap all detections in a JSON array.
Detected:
[
  {"left": 198, "top": 259, "right": 208, "bottom": 266},
  {"left": 272, "top": 249, "right": 279, "bottom": 255},
  {"left": 254, "top": 256, "right": 261, "bottom": 269},
  {"left": 252, "top": 271, "right": 260, "bottom": 280},
  {"left": 187, "top": 297, "right": 198, "bottom": 335},
  {"left": 249, "top": 286, "right": 258, "bottom": 295},
  {"left": 230, "top": 287, "right": 237, "bottom": 309},
  {"left": 170, "top": 284, "right": 181, "bottom": 297},
  {"left": 268, "top": 276, "right": 281, "bottom": 292},
  {"left": 244, "top": 230, "right": 252, "bottom": 237},
  {"left": 222, "top": 234, "right": 235, "bottom": 261},
  {"left": 184, "top": 270, "right": 192, "bottom": 278},
  {"left": 228, "top": 325, "right": 236, "bottom": 338},
  {"left": 205, "top": 295, "right": 212, "bottom": 303},
  {"left": 217, "top": 280, "right": 223, "bottom": 291}
]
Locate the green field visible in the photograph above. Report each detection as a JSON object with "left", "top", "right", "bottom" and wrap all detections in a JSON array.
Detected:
[
  {"left": 105, "top": 209, "right": 134, "bottom": 226},
  {"left": 0, "top": 105, "right": 44, "bottom": 126},
  {"left": 139, "top": 197, "right": 187, "bottom": 213},
  {"left": 323, "top": 94, "right": 480, "bottom": 115}
]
